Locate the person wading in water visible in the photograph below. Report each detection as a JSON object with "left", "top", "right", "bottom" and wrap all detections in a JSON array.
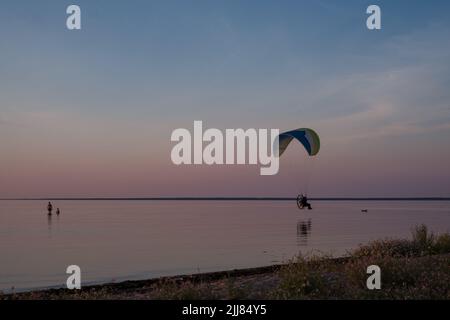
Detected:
[{"left": 47, "top": 202, "right": 53, "bottom": 215}]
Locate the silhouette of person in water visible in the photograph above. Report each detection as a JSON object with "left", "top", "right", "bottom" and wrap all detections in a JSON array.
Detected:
[
  {"left": 47, "top": 202, "right": 53, "bottom": 215},
  {"left": 56, "top": 208, "right": 60, "bottom": 215}
]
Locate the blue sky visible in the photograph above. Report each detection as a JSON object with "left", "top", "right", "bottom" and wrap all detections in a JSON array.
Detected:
[{"left": 1, "top": 1, "right": 450, "bottom": 197}]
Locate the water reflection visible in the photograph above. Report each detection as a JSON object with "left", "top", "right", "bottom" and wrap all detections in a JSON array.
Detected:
[
  {"left": 47, "top": 214, "right": 52, "bottom": 236},
  {"left": 296, "top": 219, "right": 312, "bottom": 246}
]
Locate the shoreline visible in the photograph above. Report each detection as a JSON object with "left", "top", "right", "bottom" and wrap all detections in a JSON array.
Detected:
[
  {"left": 2, "top": 254, "right": 449, "bottom": 300},
  {"left": 1, "top": 263, "right": 288, "bottom": 298},
  {"left": 3, "top": 253, "right": 449, "bottom": 300},
  {"left": 2, "top": 226, "right": 449, "bottom": 300},
  {"left": 1, "top": 257, "right": 351, "bottom": 300}
]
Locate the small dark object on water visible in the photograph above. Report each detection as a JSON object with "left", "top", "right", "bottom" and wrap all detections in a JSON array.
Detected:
[
  {"left": 56, "top": 208, "right": 60, "bottom": 215},
  {"left": 361, "top": 209, "right": 368, "bottom": 213},
  {"left": 297, "top": 194, "right": 312, "bottom": 210}
]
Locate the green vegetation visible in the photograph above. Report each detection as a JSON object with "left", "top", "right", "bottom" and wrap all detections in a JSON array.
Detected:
[
  {"left": 351, "top": 224, "right": 450, "bottom": 258},
  {"left": 276, "top": 224, "right": 450, "bottom": 299},
  {"left": 2, "top": 225, "right": 449, "bottom": 300}
]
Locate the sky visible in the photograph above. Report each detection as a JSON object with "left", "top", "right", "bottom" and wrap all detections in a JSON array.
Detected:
[{"left": 1, "top": 0, "right": 450, "bottom": 198}]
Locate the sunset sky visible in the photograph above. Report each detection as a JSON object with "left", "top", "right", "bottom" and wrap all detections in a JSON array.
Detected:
[{"left": 1, "top": 0, "right": 450, "bottom": 198}]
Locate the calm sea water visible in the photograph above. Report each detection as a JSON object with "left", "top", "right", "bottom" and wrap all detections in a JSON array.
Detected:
[{"left": 0, "top": 200, "right": 449, "bottom": 292}]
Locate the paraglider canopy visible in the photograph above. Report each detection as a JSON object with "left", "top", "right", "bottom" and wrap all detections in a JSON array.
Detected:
[{"left": 276, "top": 128, "right": 320, "bottom": 157}]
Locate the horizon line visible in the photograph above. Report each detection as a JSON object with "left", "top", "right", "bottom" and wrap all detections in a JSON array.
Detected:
[{"left": 1, "top": 197, "right": 450, "bottom": 201}]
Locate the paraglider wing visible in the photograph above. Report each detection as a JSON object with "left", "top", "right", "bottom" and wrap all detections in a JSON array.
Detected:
[{"left": 277, "top": 128, "right": 320, "bottom": 157}]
